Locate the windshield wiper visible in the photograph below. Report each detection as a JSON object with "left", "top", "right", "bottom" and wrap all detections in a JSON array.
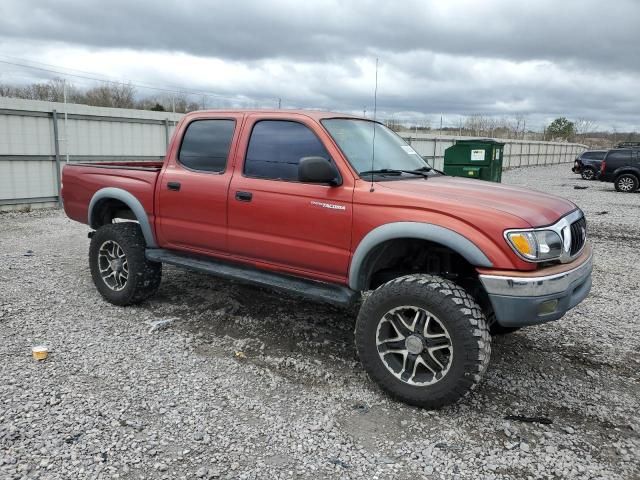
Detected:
[
  {"left": 359, "top": 168, "right": 430, "bottom": 179},
  {"left": 412, "top": 165, "right": 447, "bottom": 176},
  {"left": 359, "top": 168, "right": 402, "bottom": 177}
]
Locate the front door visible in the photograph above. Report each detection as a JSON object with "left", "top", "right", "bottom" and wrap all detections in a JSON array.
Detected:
[{"left": 227, "top": 115, "right": 353, "bottom": 282}]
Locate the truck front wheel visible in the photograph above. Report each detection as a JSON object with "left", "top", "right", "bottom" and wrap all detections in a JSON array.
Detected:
[
  {"left": 355, "top": 274, "right": 491, "bottom": 408},
  {"left": 89, "top": 223, "right": 162, "bottom": 306}
]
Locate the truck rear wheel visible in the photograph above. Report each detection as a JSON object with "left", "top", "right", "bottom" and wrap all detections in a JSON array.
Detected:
[
  {"left": 89, "top": 223, "right": 162, "bottom": 306},
  {"left": 355, "top": 274, "right": 491, "bottom": 408}
]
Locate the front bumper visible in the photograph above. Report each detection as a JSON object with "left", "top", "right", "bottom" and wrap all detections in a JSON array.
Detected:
[{"left": 479, "top": 245, "right": 593, "bottom": 327}]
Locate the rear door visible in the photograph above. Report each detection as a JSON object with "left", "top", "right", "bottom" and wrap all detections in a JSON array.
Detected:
[
  {"left": 607, "top": 149, "right": 631, "bottom": 171},
  {"left": 227, "top": 115, "right": 354, "bottom": 282},
  {"left": 156, "top": 115, "right": 242, "bottom": 254}
]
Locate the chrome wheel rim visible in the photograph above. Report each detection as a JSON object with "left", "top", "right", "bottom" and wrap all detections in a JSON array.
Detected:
[
  {"left": 619, "top": 177, "right": 634, "bottom": 191},
  {"left": 582, "top": 169, "right": 594, "bottom": 180},
  {"left": 376, "top": 306, "right": 453, "bottom": 386},
  {"left": 98, "top": 240, "right": 128, "bottom": 291}
]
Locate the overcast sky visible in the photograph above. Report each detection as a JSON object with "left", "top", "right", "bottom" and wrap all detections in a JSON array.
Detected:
[{"left": 0, "top": 0, "right": 638, "bottom": 131}]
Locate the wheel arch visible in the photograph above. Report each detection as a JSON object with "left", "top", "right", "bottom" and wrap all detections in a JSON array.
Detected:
[
  {"left": 88, "top": 187, "right": 157, "bottom": 247},
  {"left": 348, "top": 222, "right": 493, "bottom": 291},
  {"left": 614, "top": 167, "right": 640, "bottom": 180}
]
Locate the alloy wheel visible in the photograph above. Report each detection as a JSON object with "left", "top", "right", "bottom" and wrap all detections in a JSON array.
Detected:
[
  {"left": 376, "top": 306, "right": 453, "bottom": 386},
  {"left": 97, "top": 240, "right": 129, "bottom": 291},
  {"left": 618, "top": 177, "right": 635, "bottom": 192}
]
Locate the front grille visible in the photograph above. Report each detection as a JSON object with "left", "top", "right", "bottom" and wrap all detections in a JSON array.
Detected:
[{"left": 569, "top": 216, "right": 586, "bottom": 256}]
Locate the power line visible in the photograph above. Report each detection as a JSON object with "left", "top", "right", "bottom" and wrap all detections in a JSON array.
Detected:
[
  {"left": 0, "top": 54, "right": 129, "bottom": 82},
  {"left": 0, "top": 57, "right": 277, "bottom": 105}
]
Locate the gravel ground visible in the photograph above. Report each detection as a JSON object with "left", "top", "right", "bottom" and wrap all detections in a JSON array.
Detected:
[{"left": 1, "top": 163, "right": 639, "bottom": 480}]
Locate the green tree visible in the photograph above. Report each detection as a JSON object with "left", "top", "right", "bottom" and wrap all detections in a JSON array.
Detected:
[{"left": 546, "top": 117, "right": 575, "bottom": 140}]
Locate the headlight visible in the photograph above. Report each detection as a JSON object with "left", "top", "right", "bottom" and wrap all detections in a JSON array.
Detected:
[{"left": 506, "top": 229, "right": 563, "bottom": 261}]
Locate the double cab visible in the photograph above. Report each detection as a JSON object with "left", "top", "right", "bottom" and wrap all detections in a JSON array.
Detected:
[{"left": 62, "top": 110, "right": 593, "bottom": 408}]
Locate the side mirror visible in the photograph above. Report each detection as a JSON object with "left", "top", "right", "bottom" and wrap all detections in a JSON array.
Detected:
[{"left": 298, "top": 157, "right": 340, "bottom": 185}]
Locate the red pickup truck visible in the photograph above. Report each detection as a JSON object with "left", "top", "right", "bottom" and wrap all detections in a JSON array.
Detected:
[{"left": 62, "top": 110, "right": 592, "bottom": 408}]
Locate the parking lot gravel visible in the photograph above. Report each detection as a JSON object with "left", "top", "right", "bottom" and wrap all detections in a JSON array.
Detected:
[{"left": 1, "top": 163, "right": 639, "bottom": 479}]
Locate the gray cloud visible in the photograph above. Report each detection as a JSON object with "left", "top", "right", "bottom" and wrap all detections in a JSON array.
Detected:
[
  {"left": 0, "top": 0, "right": 638, "bottom": 130},
  {"left": 1, "top": 0, "right": 638, "bottom": 69}
]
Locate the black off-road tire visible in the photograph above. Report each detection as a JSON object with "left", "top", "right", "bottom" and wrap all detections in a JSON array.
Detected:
[
  {"left": 580, "top": 167, "right": 596, "bottom": 181},
  {"left": 89, "top": 223, "right": 162, "bottom": 306},
  {"left": 355, "top": 274, "right": 491, "bottom": 408},
  {"left": 614, "top": 173, "right": 639, "bottom": 193}
]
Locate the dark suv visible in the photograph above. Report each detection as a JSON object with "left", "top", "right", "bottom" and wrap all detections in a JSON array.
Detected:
[
  {"left": 599, "top": 148, "right": 640, "bottom": 192},
  {"left": 572, "top": 150, "right": 607, "bottom": 180}
]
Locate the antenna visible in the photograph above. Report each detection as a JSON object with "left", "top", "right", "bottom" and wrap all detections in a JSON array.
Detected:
[{"left": 370, "top": 57, "right": 379, "bottom": 193}]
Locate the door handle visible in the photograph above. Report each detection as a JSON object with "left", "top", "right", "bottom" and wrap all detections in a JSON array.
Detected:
[
  {"left": 167, "top": 181, "right": 181, "bottom": 191},
  {"left": 235, "top": 191, "right": 252, "bottom": 202}
]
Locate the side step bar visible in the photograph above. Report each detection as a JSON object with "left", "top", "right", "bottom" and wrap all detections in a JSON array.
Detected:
[{"left": 145, "top": 249, "right": 360, "bottom": 308}]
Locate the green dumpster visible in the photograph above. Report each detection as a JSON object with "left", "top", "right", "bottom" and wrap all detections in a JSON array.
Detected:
[{"left": 443, "top": 139, "right": 505, "bottom": 182}]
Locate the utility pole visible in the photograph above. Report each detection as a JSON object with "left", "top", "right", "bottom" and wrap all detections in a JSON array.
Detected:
[
  {"left": 363, "top": 107, "right": 367, "bottom": 118},
  {"left": 278, "top": 98, "right": 282, "bottom": 109},
  {"left": 439, "top": 114, "right": 443, "bottom": 136},
  {"left": 63, "top": 79, "right": 69, "bottom": 163},
  {"left": 202, "top": 95, "right": 206, "bottom": 110}
]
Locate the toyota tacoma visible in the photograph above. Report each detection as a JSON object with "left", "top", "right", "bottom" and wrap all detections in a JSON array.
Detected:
[{"left": 61, "top": 110, "right": 593, "bottom": 408}]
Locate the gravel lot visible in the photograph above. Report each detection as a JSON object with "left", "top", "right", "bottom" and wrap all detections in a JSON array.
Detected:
[{"left": 1, "top": 163, "right": 639, "bottom": 480}]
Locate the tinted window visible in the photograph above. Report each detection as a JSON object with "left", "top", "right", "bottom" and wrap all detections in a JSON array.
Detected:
[
  {"left": 582, "top": 151, "right": 605, "bottom": 160},
  {"left": 244, "top": 121, "right": 330, "bottom": 181},
  {"left": 178, "top": 120, "right": 235, "bottom": 172},
  {"left": 606, "top": 150, "right": 631, "bottom": 163}
]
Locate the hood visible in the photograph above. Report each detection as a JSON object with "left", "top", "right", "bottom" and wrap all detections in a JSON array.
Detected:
[{"left": 378, "top": 176, "right": 576, "bottom": 227}]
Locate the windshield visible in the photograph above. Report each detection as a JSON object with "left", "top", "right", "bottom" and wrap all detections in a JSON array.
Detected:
[{"left": 322, "top": 118, "right": 431, "bottom": 176}]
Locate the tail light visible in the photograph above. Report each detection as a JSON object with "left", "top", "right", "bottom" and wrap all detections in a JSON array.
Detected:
[{"left": 600, "top": 160, "right": 606, "bottom": 175}]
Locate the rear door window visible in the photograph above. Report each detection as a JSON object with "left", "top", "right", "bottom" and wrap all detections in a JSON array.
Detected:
[
  {"left": 244, "top": 120, "right": 331, "bottom": 181},
  {"left": 178, "top": 120, "right": 236, "bottom": 172},
  {"left": 606, "top": 150, "right": 631, "bottom": 163}
]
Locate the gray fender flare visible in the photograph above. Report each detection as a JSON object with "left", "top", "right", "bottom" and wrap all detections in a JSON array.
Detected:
[
  {"left": 88, "top": 187, "right": 157, "bottom": 247},
  {"left": 348, "top": 222, "right": 492, "bottom": 290}
]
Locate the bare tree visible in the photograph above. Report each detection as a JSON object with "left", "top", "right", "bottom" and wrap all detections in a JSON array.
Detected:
[
  {"left": 383, "top": 117, "right": 403, "bottom": 132},
  {"left": 0, "top": 77, "right": 82, "bottom": 103},
  {"left": 509, "top": 114, "right": 526, "bottom": 139},
  {"left": 465, "top": 114, "right": 490, "bottom": 136},
  {"left": 85, "top": 82, "right": 136, "bottom": 108},
  {"left": 0, "top": 83, "right": 19, "bottom": 97},
  {"left": 574, "top": 118, "right": 598, "bottom": 138}
]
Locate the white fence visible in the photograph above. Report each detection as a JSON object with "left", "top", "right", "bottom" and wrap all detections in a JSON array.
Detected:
[
  {"left": 0, "top": 97, "right": 587, "bottom": 210},
  {"left": 0, "top": 97, "right": 182, "bottom": 209},
  {"left": 401, "top": 134, "right": 587, "bottom": 171}
]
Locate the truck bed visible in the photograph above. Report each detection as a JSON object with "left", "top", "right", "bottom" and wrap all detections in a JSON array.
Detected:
[
  {"left": 62, "top": 161, "right": 162, "bottom": 226},
  {"left": 72, "top": 161, "right": 164, "bottom": 171}
]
